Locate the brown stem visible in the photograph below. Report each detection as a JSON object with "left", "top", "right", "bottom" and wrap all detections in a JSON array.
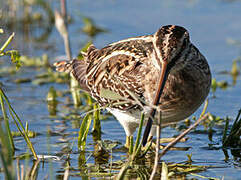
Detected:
[{"left": 60, "top": 0, "right": 67, "bottom": 22}]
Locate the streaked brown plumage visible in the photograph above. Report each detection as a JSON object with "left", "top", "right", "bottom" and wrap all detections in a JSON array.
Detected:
[{"left": 54, "top": 25, "right": 211, "bottom": 146}]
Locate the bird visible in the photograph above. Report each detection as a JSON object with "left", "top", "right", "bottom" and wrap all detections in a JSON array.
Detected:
[{"left": 54, "top": 25, "right": 211, "bottom": 148}]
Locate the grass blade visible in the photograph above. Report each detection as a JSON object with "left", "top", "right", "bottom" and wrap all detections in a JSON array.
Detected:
[
  {"left": 0, "top": 123, "right": 15, "bottom": 180},
  {"left": 78, "top": 113, "right": 92, "bottom": 151},
  {"left": 0, "top": 32, "right": 15, "bottom": 54},
  {"left": 131, "top": 112, "right": 145, "bottom": 159},
  {"left": 0, "top": 88, "right": 38, "bottom": 159},
  {"left": 92, "top": 104, "right": 101, "bottom": 141},
  {"left": 0, "top": 92, "right": 15, "bottom": 155}
]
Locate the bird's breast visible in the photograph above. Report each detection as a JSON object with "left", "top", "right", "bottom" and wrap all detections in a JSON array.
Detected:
[{"left": 143, "top": 62, "right": 211, "bottom": 125}]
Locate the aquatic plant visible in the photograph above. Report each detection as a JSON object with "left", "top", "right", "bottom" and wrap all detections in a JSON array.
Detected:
[
  {"left": 0, "top": 30, "right": 39, "bottom": 179},
  {"left": 223, "top": 109, "right": 241, "bottom": 148}
]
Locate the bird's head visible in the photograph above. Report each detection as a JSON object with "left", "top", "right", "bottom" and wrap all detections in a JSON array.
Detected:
[
  {"left": 153, "top": 25, "right": 190, "bottom": 67},
  {"left": 150, "top": 25, "right": 191, "bottom": 104}
]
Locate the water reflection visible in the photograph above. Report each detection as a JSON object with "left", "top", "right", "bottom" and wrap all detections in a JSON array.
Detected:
[{"left": 2, "top": 0, "right": 54, "bottom": 44}]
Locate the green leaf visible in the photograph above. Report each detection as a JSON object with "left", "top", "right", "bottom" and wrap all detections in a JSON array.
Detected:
[
  {"left": 78, "top": 114, "right": 92, "bottom": 151},
  {"left": 6, "top": 50, "right": 21, "bottom": 69},
  {"left": 92, "top": 104, "right": 101, "bottom": 141}
]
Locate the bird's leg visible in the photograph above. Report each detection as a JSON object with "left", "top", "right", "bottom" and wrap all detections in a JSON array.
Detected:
[
  {"left": 116, "top": 119, "right": 137, "bottom": 149},
  {"left": 125, "top": 135, "right": 133, "bottom": 149}
]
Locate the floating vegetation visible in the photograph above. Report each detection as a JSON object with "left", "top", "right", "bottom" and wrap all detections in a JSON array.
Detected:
[
  {"left": 20, "top": 54, "right": 49, "bottom": 67},
  {"left": 211, "top": 78, "right": 229, "bottom": 93},
  {"left": 81, "top": 16, "right": 108, "bottom": 38},
  {"left": 58, "top": 153, "right": 216, "bottom": 179},
  {"left": 203, "top": 112, "right": 228, "bottom": 127},
  {"left": 211, "top": 58, "right": 241, "bottom": 96},
  {"left": 11, "top": 129, "right": 37, "bottom": 138}
]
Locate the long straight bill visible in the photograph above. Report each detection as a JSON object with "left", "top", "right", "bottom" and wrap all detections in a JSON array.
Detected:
[{"left": 142, "top": 61, "right": 169, "bottom": 146}]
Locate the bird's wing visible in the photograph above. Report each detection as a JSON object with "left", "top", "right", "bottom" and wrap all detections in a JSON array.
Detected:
[{"left": 84, "top": 42, "right": 153, "bottom": 110}]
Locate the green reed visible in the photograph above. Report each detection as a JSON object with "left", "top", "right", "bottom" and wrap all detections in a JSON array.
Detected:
[
  {"left": 0, "top": 95, "right": 15, "bottom": 180},
  {"left": 92, "top": 104, "right": 101, "bottom": 141},
  {"left": 130, "top": 112, "right": 145, "bottom": 159},
  {"left": 0, "top": 92, "right": 15, "bottom": 154},
  {"left": 223, "top": 109, "right": 241, "bottom": 147},
  {"left": 0, "top": 89, "right": 38, "bottom": 159},
  {"left": 0, "top": 31, "right": 37, "bottom": 162},
  {"left": 78, "top": 113, "right": 92, "bottom": 151}
]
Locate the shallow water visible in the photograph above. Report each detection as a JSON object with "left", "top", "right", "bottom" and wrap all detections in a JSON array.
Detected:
[{"left": 1, "top": 0, "right": 241, "bottom": 179}]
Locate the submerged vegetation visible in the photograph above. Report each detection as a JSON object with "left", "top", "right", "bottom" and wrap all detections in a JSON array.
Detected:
[{"left": 0, "top": 0, "right": 241, "bottom": 179}]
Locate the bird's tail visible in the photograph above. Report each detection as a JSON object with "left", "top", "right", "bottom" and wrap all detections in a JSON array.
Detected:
[
  {"left": 54, "top": 59, "right": 89, "bottom": 92},
  {"left": 54, "top": 60, "right": 73, "bottom": 73}
]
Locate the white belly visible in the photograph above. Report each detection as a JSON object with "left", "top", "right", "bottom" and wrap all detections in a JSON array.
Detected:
[{"left": 107, "top": 106, "right": 196, "bottom": 137}]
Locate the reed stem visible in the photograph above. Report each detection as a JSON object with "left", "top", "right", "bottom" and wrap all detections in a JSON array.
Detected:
[{"left": 0, "top": 89, "right": 38, "bottom": 159}]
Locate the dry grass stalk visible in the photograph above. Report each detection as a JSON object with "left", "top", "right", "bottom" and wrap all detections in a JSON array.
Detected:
[{"left": 150, "top": 110, "right": 161, "bottom": 179}]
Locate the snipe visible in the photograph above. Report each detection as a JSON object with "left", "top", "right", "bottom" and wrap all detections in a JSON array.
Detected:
[{"left": 54, "top": 25, "right": 211, "bottom": 147}]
